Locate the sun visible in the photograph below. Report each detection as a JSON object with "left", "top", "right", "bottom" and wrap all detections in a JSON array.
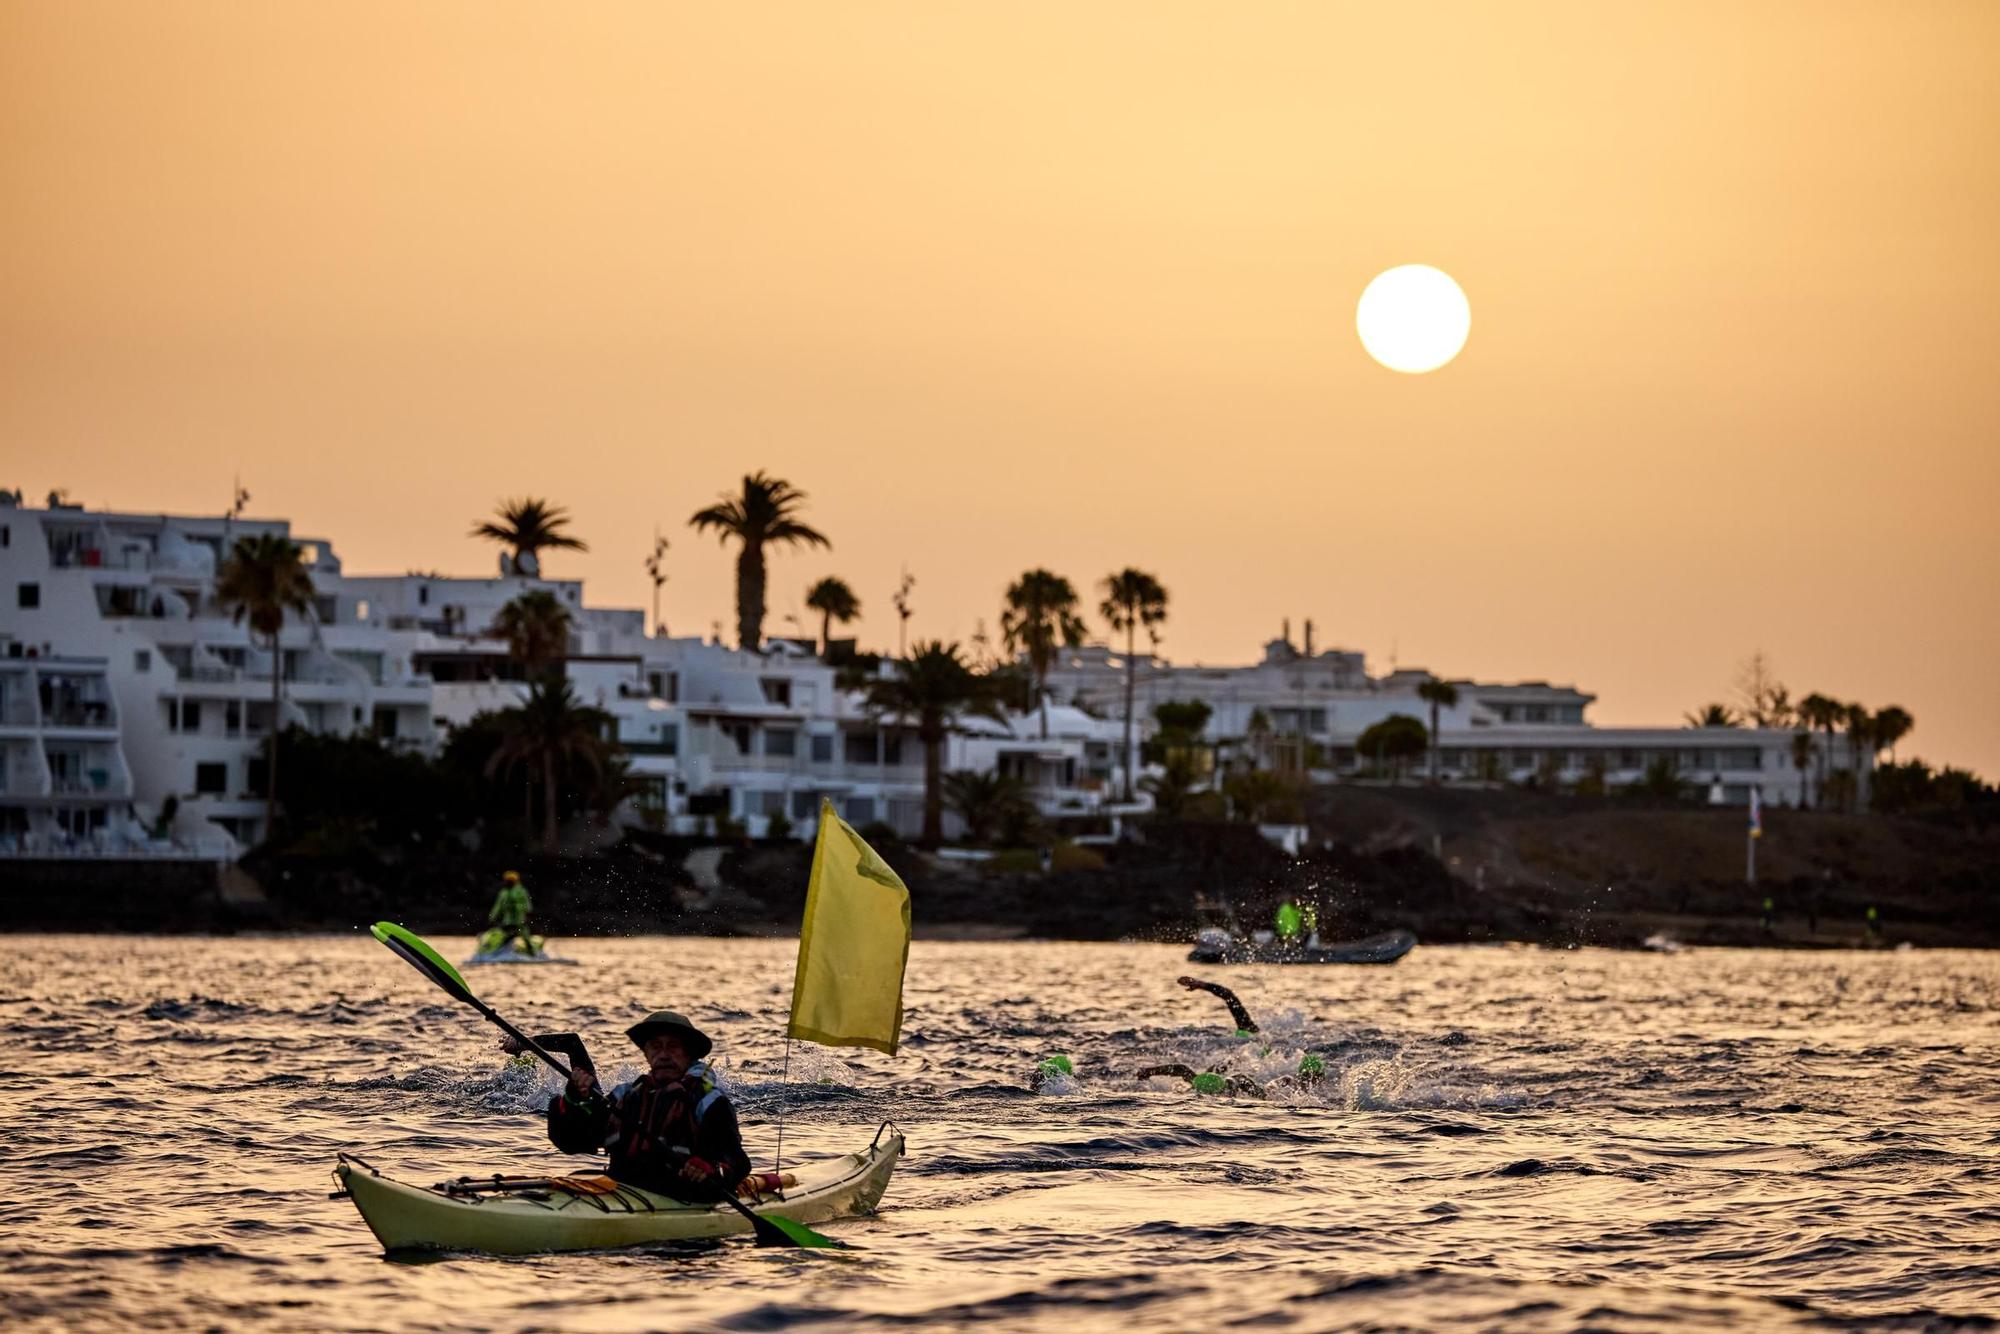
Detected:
[{"left": 1356, "top": 265, "right": 1471, "bottom": 373}]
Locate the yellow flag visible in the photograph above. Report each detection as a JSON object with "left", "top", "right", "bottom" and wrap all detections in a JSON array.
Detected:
[{"left": 787, "top": 800, "right": 912, "bottom": 1054}]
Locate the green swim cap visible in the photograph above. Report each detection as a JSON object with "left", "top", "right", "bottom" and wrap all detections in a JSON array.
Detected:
[
  {"left": 1191, "top": 1072, "right": 1227, "bottom": 1095},
  {"left": 1298, "top": 1053, "right": 1325, "bottom": 1078},
  {"left": 1037, "top": 1054, "right": 1074, "bottom": 1078}
]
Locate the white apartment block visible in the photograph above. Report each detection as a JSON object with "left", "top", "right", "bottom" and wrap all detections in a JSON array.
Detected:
[
  {"left": 0, "top": 495, "right": 1132, "bottom": 854},
  {"left": 1045, "top": 637, "right": 1847, "bottom": 808}
]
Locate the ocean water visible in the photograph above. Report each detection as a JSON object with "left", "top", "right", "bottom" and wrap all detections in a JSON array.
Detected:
[{"left": 1, "top": 934, "right": 1995, "bottom": 1331}]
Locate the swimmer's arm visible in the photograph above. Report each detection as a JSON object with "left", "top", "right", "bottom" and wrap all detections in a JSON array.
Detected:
[{"left": 1176, "top": 976, "right": 1258, "bottom": 1033}]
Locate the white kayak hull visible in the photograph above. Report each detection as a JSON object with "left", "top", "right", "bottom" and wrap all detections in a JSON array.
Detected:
[{"left": 335, "top": 1128, "right": 903, "bottom": 1255}]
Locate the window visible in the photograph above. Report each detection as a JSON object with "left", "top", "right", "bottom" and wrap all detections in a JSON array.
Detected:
[
  {"left": 16, "top": 583, "right": 38, "bottom": 609},
  {"left": 882, "top": 733, "right": 904, "bottom": 766},
  {"left": 182, "top": 700, "right": 203, "bottom": 733},
  {"left": 756, "top": 790, "right": 788, "bottom": 816},
  {"left": 647, "top": 672, "right": 678, "bottom": 702},
  {"left": 722, "top": 722, "right": 754, "bottom": 755},
  {"left": 811, "top": 734, "right": 834, "bottom": 763},
  {"left": 225, "top": 701, "right": 242, "bottom": 737},
  {"left": 356, "top": 599, "right": 370, "bottom": 621},
  {"left": 792, "top": 791, "right": 820, "bottom": 819},
  {"left": 844, "top": 796, "right": 876, "bottom": 824},
  {"left": 765, "top": 729, "right": 796, "bottom": 758},
  {"left": 760, "top": 678, "right": 793, "bottom": 706},
  {"left": 845, "top": 732, "right": 878, "bottom": 765},
  {"left": 134, "top": 650, "right": 151, "bottom": 672},
  {"left": 195, "top": 762, "right": 227, "bottom": 794}
]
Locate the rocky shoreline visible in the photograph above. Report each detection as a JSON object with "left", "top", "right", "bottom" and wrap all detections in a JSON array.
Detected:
[{"left": 5, "top": 790, "right": 1995, "bottom": 949}]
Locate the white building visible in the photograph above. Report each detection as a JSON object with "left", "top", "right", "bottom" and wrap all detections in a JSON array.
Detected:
[
  {"left": 4, "top": 492, "right": 1838, "bottom": 858},
  {"left": 0, "top": 496, "right": 434, "bottom": 853},
  {"left": 1045, "top": 633, "right": 1846, "bottom": 808}
]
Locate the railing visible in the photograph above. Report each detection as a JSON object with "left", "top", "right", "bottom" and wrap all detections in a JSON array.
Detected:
[
  {"left": 40, "top": 704, "right": 118, "bottom": 729},
  {"left": 0, "top": 701, "right": 37, "bottom": 726}
]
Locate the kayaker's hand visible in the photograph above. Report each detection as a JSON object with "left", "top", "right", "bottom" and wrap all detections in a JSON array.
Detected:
[
  {"left": 567, "top": 1066, "right": 597, "bottom": 1098},
  {"left": 498, "top": 1035, "right": 526, "bottom": 1055},
  {"left": 678, "top": 1154, "right": 718, "bottom": 1183}
]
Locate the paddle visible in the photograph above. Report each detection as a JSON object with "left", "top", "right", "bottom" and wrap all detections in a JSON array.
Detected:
[{"left": 369, "top": 921, "right": 841, "bottom": 1250}]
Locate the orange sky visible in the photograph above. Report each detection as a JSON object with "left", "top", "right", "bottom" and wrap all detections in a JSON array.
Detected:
[{"left": 4, "top": 3, "right": 1997, "bottom": 774}]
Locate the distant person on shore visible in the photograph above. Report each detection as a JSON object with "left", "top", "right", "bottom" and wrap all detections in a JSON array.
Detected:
[
  {"left": 1866, "top": 905, "right": 1882, "bottom": 941},
  {"left": 486, "top": 870, "right": 536, "bottom": 955},
  {"left": 1761, "top": 896, "right": 1775, "bottom": 934}
]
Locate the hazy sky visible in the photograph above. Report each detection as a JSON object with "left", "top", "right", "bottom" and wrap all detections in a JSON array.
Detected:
[{"left": 4, "top": 3, "right": 1996, "bottom": 773}]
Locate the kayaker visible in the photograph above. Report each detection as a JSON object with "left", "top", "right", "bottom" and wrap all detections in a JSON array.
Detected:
[
  {"left": 487, "top": 871, "right": 535, "bottom": 955},
  {"left": 542, "top": 1010, "right": 753, "bottom": 1203}
]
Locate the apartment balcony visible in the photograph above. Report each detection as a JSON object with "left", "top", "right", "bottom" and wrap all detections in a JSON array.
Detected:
[
  {"left": 0, "top": 745, "right": 53, "bottom": 798},
  {"left": 0, "top": 699, "right": 38, "bottom": 728}
]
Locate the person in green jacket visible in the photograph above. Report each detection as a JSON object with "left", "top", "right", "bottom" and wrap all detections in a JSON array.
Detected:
[
  {"left": 1275, "top": 897, "right": 1304, "bottom": 943},
  {"left": 487, "top": 870, "right": 536, "bottom": 955}
]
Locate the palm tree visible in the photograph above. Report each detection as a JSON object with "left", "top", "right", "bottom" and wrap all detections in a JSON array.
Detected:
[
  {"left": 215, "top": 533, "right": 316, "bottom": 840},
  {"left": 1843, "top": 702, "right": 1875, "bottom": 812},
  {"left": 1796, "top": 693, "right": 1843, "bottom": 808},
  {"left": 942, "top": 769, "right": 1033, "bottom": 845},
  {"left": 688, "top": 472, "right": 830, "bottom": 652},
  {"left": 805, "top": 577, "right": 862, "bottom": 657},
  {"left": 485, "top": 677, "right": 615, "bottom": 853},
  {"left": 490, "top": 590, "right": 572, "bottom": 678},
  {"left": 1099, "top": 569, "right": 1169, "bottom": 801},
  {"left": 1416, "top": 679, "right": 1460, "bottom": 784},
  {"left": 1871, "top": 705, "right": 1914, "bottom": 763},
  {"left": 471, "top": 498, "right": 587, "bottom": 576},
  {"left": 853, "top": 641, "right": 1008, "bottom": 846},
  {"left": 1002, "top": 569, "right": 1086, "bottom": 739},
  {"left": 1790, "top": 731, "right": 1815, "bottom": 809},
  {"left": 1683, "top": 703, "right": 1739, "bottom": 728}
]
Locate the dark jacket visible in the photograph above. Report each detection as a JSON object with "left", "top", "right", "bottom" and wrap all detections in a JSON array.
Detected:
[{"left": 546, "top": 1059, "right": 752, "bottom": 1202}]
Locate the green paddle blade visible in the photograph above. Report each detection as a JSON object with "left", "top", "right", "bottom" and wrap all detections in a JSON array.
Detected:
[
  {"left": 371, "top": 921, "right": 473, "bottom": 1003},
  {"left": 745, "top": 1204, "right": 844, "bottom": 1250}
]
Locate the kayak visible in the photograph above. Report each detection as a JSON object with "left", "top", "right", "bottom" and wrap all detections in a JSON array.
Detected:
[
  {"left": 1188, "top": 927, "right": 1417, "bottom": 965},
  {"left": 466, "top": 931, "right": 575, "bottom": 965},
  {"left": 333, "top": 1124, "right": 904, "bottom": 1255}
]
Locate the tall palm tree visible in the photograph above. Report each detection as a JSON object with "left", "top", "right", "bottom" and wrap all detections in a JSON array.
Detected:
[
  {"left": 1871, "top": 705, "right": 1914, "bottom": 763},
  {"left": 1416, "top": 679, "right": 1461, "bottom": 785},
  {"left": 1790, "top": 730, "right": 1816, "bottom": 809},
  {"left": 1796, "top": 693, "right": 1843, "bottom": 809},
  {"left": 215, "top": 533, "right": 316, "bottom": 841},
  {"left": 1002, "top": 569, "right": 1085, "bottom": 739},
  {"left": 805, "top": 577, "right": 862, "bottom": 657},
  {"left": 1843, "top": 702, "right": 1876, "bottom": 812},
  {"left": 1099, "top": 569, "right": 1169, "bottom": 801},
  {"left": 486, "top": 677, "right": 615, "bottom": 853},
  {"left": 490, "top": 590, "right": 573, "bottom": 679},
  {"left": 471, "top": 498, "right": 588, "bottom": 576},
  {"left": 1683, "top": 702, "right": 1739, "bottom": 728},
  {"left": 853, "top": 641, "right": 1008, "bottom": 846},
  {"left": 689, "top": 472, "right": 830, "bottom": 652}
]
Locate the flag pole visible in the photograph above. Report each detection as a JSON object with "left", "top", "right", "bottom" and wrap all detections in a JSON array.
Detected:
[{"left": 773, "top": 1036, "right": 793, "bottom": 1177}]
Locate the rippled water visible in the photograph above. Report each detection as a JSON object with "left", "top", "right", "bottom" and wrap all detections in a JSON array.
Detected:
[{"left": 2, "top": 935, "right": 1996, "bottom": 1331}]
